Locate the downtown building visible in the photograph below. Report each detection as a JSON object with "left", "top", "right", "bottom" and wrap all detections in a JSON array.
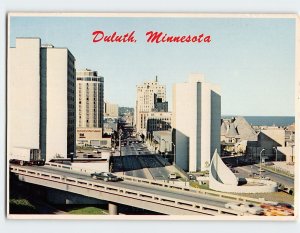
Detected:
[
  {"left": 104, "top": 101, "right": 119, "bottom": 118},
  {"left": 172, "top": 74, "right": 221, "bottom": 172},
  {"left": 76, "top": 69, "right": 107, "bottom": 147},
  {"left": 8, "top": 38, "right": 76, "bottom": 161},
  {"left": 135, "top": 77, "right": 168, "bottom": 135}
]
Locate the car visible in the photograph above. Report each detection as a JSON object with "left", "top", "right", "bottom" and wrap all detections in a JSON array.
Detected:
[
  {"left": 231, "top": 168, "right": 239, "bottom": 174},
  {"left": 188, "top": 174, "right": 196, "bottom": 180},
  {"left": 275, "top": 202, "right": 294, "bottom": 209},
  {"left": 258, "top": 168, "right": 265, "bottom": 172},
  {"left": 83, "top": 153, "right": 93, "bottom": 158},
  {"left": 261, "top": 203, "right": 294, "bottom": 216},
  {"left": 225, "top": 202, "right": 264, "bottom": 215},
  {"left": 265, "top": 162, "right": 275, "bottom": 166},
  {"left": 168, "top": 173, "right": 177, "bottom": 179},
  {"left": 93, "top": 149, "right": 101, "bottom": 153},
  {"left": 91, "top": 172, "right": 119, "bottom": 182},
  {"left": 261, "top": 176, "right": 271, "bottom": 180},
  {"left": 248, "top": 172, "right": 260, "bottom": 178}
]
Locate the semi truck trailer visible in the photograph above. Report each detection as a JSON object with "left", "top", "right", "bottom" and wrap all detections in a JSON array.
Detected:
[{"left": 10, "top": 147, "right": 45, "bottom": 166}]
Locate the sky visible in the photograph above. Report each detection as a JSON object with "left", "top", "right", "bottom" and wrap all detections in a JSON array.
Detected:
[{"left": 9, "top": 16, "right": 296, "bottom": 116}]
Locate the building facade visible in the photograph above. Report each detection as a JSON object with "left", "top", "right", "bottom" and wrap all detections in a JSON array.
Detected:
[
  {"left": 76, "top": 69, "right": 104, "bottom": 128},
  {"left": 104, "top": 101, "right": 119, "bottom": 118},
  {"left": 136, "top": 77, "right": 166, "bottom": 134},
  {"left": 76, "top": 128, "right": 111, "bottom": 148},
  {"left": 145, "top": 112, "right": 172, "bottom": 133},
  {"left": 8, "top": 38, "right": 76, "bottom": 161},
  {"left": 172, "top": 74, "right": 221, "bottom": 172}
]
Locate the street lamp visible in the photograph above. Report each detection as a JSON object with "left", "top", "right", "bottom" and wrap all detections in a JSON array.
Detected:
[
  {"left": 171, "top": 141, "right": 176, "bottom": 165},
  {"left": 273, "top": 146, "right": 278, "bottom": 162},
  {"left": 259, "top": 148, "right": 266, "bottom": 179},
  {"left": 119, "top": 129, "right": 123, "bottom": 156}
]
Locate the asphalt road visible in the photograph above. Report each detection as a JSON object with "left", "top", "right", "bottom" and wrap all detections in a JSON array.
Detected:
[
  {"left": 121, "top": 143, "right": 171, "bottom": 180},
  {"left": 13, "top": 164, "right": 235, "bottom": 209},
  {"left": 235, "top": 165, "right": 294, "bottom": 188}
]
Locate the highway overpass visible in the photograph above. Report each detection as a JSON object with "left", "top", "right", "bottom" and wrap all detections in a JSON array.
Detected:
[{"left": 9, "top": 163, "right": 272, "bottom": 216}]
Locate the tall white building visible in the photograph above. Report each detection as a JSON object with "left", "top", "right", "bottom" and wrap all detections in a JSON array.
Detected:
[
  {"left": 8, "top": 38, "right": 76, "bottom": 160},
  {"left": 136, "top": 77, "right": 166, "bottom": 134},
  {"left": 76, "top": 69, "right": 104, "bottom": 128},
  {"left": 173, "top": 74, "right": 221, "bottom": 172}
]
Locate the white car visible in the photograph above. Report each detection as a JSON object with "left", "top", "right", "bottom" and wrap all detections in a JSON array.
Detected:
[
  {"left": 168, "top": 173, "right": 177, "bottom": 179},
  {"left": 225, "top": 202, "right": 264, "bottom": 215}
]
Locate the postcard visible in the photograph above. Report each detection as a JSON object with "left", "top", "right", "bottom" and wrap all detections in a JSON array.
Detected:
[{"left": 6, "top": 13, "right": 299, "bottom": 220}]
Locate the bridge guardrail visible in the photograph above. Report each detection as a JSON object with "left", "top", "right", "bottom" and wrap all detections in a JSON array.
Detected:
[
  {"left": 44, "top": 162, "right": 275, "bottom": 205},
  {"left": 10, "top": 165, "right": 243, "bottom": 216}
]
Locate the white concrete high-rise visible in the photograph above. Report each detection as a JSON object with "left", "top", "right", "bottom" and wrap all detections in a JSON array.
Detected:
[
  {"left": 8, "top": 38, "right": 76, "bottom": 161},
  {"left": 76, "top": 69, "right": 104, "bottom": 128},
  {"left": 136, "top": 77, "right": 166, "bottom": 134},
  {"left": 172, "top": 74, "right": 221, "bottom": 172}
]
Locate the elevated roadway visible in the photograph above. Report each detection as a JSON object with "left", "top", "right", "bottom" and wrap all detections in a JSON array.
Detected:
[{"left": 9, "top": 163, "right": 261, "bottom": 216}]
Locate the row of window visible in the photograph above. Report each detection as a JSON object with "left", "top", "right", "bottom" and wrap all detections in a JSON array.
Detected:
[{"left": 77, "top": 77, "right": 103, "bottom": 82}]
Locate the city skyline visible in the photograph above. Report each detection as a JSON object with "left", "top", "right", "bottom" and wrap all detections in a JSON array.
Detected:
[{"left": 9, "top": 16, "right": 296, "bottom": 116}]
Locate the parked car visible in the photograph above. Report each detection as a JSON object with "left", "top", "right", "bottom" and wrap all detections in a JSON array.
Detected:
[
  {"left": 91, "top": 172, "right": 119, "bottom": 182},
  {"left": 168, "top": 173, "right": 177, "bottom": 179},
  {"left": 261, "top": 203, "right": 294, "bottom": 216},
  {"left": 225, "top": 202, "right": 264, "bottom": 215}
]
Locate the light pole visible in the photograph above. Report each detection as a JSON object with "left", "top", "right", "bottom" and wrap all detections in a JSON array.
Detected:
[
  {"left": 171, "top": 141, "right": 176, "bottom": 165},
  {"left": 273, "top": 146, "right": 278, "bottom": 162},
  {"left": 119, "top": 129, "right": 123, "bottom": 156},
  {"left": 259, "top": 148, "right": 266, "bottom": 179}
]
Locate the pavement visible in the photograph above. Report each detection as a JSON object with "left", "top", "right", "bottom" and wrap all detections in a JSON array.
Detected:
[
  {"left": 114, "top": 142, "right": 172, "bottom": 181},
  {"left": 235, "top": 165, "right": 294, "bottom": 188}
]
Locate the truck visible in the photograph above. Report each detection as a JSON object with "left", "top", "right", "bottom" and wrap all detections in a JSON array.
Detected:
[{"left": 10, "top": 147, "right": 45, "bottom": 166}]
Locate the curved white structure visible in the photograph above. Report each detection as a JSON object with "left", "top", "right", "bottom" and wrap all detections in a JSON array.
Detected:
[{"left": 209, "top": 150, "right": 277, "bottom": 193}]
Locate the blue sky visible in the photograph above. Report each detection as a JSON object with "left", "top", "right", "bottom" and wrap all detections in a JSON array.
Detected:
[{"left": 10, "top": 16, "right": 295, "bottom": 116}]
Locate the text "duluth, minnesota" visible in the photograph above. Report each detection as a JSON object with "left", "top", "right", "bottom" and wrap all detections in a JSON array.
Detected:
[{"left": 92, "top": 30, "right": 211, "bottom": 44}]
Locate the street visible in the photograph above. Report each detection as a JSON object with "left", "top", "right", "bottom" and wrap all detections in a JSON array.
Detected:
[
  {"left": 111, "top": 142, "right": 173, "bottom": 180},
  {"left": 235, "top": 165, "right": 294, "bottom": 188}
]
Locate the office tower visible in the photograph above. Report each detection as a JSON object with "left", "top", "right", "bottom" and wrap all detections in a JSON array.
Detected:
[
  {"left": 173, "top": 74, "right": 221, "bottom": 172},
  {"left": 76, "top": 69, "right": 104, "bottom": 128},
  {"left": 8, "top": 38, "right": 76, "bottom": 160},
  {"left": 136, "top": 76, "right": 166, "bottom": 134}
]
